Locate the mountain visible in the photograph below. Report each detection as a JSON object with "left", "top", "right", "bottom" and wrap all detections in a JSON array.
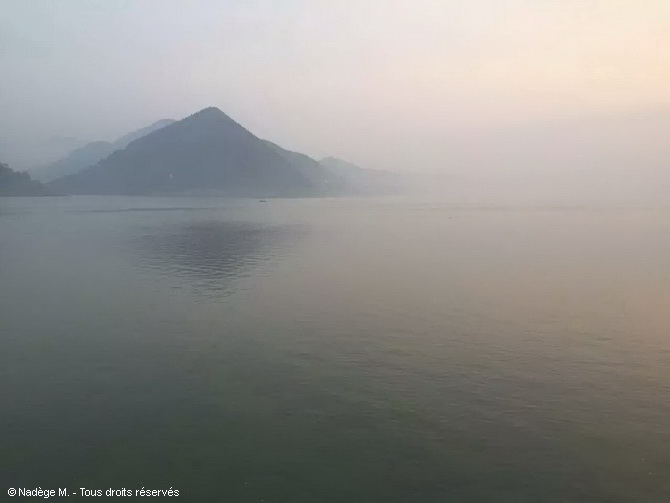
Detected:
[
  {"left": 319, "top": 156, "right": 403, "bottom": 194},
  {"left": 1, "top": 136, "right": 89, "bottom": 172},
  {"left": 0, "top": 162, "right": 50, "bottom": 196},
  {"left": 48, "top": 108, "right": 344, "bottom": 197},
  {"left": 112, "top": 119, "right": 175, "bottom": 148},
  {"left": 32, "top": 119, "right": 175, "bottom": 182},
  {"left": 261, "top": 141, "right": 347, "bottom": 192},
  {"left": 31, "top": 141, "right": 115, "bottom": 182}
]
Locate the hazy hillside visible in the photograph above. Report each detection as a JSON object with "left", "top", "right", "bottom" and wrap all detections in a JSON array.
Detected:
[
  {"left": 112, "top": 119, "right": 175, "bottom": 150},
  {"left": 48, "top": 108, "right": 342, "bottom": 197},
  {"left": 261, "top": 141, "right": 347, "bottom": 194},
  {"left": 319, "top": 156, "right": 405, "bottom": 194},
  {"left": 30, "top": 141, "right": 114, "bottom": 182},
  {"left": 0, "top": 136, "right": 89, "bottom": 172},
  {"left": 0, "top": 162, "right": 49, "bottom": 196},
  {"left": 32, "top": 119, "right": 175, "bottom": 182}
]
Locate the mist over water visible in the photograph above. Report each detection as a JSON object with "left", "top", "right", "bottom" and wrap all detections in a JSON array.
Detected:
[
  {"left": 3, "top": 1, "right": 670, "bottom": 500},
  {"left": 2, "top": 196, "right": 669, "bottom": 501}
]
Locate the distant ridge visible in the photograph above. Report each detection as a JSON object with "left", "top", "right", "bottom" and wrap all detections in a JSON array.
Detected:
[
  {"left": 319, "top": 156, "right": 403, "bottom": 194},
  {"left": 48, "top": 107, "right": 345, "bottom": 197},
  {"left": 32, "top": 119, "right": 175, "bottom": 182},
  {"left": 262, "top": 141, "right": 346, "bottom": 191},
  {"left": 113, "top": 119, "right": 175, "bottom": 148}
]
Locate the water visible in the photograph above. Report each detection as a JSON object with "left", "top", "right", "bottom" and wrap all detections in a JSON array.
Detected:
[{"left": 1, "top": 196, "right": 669, "bottom": 502}]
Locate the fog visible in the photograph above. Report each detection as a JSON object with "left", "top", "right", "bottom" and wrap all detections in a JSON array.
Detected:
[
  {"left": 2, "top": 0, "right": 669, "bottom": 203},
  {"left": 4, "top": 4, "right": 670, "bottom": 499}
]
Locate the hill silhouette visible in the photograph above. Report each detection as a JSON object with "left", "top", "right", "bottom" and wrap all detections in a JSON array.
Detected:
[
  {"left": 32, "top": 119, "right": 174, "bottom": 182},
  {"left": 319, "top": 156, "right": 403, "bottom": 194},
  {"left": 0, "top": 162, "right": 50, "bottom": 196},
  {"left": 49, "top": 108, "right": 345, "bottom": 197}
]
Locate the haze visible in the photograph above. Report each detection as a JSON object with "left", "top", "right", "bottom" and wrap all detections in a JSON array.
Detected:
[
  {"left": 4, "top": 4, "right": 670, "bottom": 499},
  {"left": 2, "top": 0, "right": 669, "bottom": 202}
]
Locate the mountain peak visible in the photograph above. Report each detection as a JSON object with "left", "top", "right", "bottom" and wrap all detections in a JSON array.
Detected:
[
  {"left": 190, "top": 107, "right": 226, "bottom": 119},
  {"left": 47, "top": 106, "right": 333, "bottom": 196},
  {"left": 180, "top": 106, "right": 243, "bottom": 127}
]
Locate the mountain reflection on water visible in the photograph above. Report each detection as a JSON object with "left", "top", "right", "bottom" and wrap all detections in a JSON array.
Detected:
[{"left": 134, "top": 220, "right": 305, "bottom": 293}]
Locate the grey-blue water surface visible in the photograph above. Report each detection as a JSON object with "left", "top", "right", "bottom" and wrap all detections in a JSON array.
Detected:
[{"left": 1, "top": 196, "right": 669, "bottom": 502}]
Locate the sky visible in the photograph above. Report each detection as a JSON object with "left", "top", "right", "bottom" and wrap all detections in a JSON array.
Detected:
[{"left": 2, "top": 0, "right": 670, "bottom": 177}]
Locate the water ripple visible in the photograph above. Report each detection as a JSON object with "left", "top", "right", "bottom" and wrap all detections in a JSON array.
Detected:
[{"left": 133, "top": 220, "right": 305, "bottom": 294}]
